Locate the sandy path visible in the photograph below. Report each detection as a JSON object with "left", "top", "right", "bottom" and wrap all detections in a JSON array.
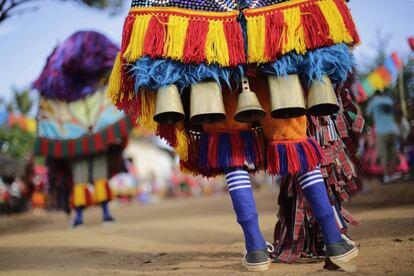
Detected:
[{"left": 0, "top": 179, "right": 413, "bottom": 275}]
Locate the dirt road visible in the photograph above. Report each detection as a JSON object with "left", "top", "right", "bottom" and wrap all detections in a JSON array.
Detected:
[{"left": 0, "top": 179, "right": 413, "bottom": 275}]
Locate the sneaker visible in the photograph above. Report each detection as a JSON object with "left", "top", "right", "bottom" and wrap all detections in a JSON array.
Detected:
[
  {"left": 241, "top": 242, "right": 273, "bottom": 272},
  {"left": 102, "top": 216, "right": 116, "bottom": 225},
  {"left": 326, "top": 241, "right": 359, "bottom": 272},
  {"left": 69, "top": 219, "right": 84, "bottom": 229}
]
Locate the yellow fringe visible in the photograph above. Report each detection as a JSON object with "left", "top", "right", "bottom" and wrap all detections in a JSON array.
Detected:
[
  {"left": 138, "top": 89, "right": 157, "bottom": 133},
  {"left": 123, "top": 14, "right": 152, "bottom": 62},
  {"left": 107, "top": 52, "right": 122, "bottom": 104},
  {"left": 163, "top": 15, "right": 189, "bottom": 61},
  {"left": 73, "top": 183, "right": 88, "bottom": 207},
  {"left": 205, "top": 20, "right": 230, "bottom": 66},
  {"left": 318, "top": 0, "right": 353, "bottom": 44},
  {"left": 93, "top": 178, "right": 110, "bottom": 204},
  {"left": 282, "top": 7, "right": 306, "bottom": 55},
  {"left": 174, "top": 124, "right": 189, "bottom": 162},
  {"left": 246, "top": 15, "right": 266, "bottom": 63}
]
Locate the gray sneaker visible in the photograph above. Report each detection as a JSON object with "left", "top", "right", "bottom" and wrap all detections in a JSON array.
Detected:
[
  {"left": 241, "top": 242, "right": 273, "bottom": 272},
  {"left": 326, "top": 241, "right": 359, "bottom": 272}
]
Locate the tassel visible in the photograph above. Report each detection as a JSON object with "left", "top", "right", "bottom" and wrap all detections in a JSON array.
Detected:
[
  {"left": 205, "top": 20, "right": 230, "bottom": 66},
  {"left": 175, "top": 125, "right": 189, "bottom": 162},
  {"left": 317, "top": 0, "right": 353, "bottom": 44},
  {"left": 121, "top": 14, "right": 136, "bottom": 54},
  {"left": 123, "top": 14, "right": 152, "bottom": 62},
  {"left": 267, "top": 143, "right": 280, "bottom": 175},
  {"left": 300, "top": 4, "right": 330, "bottom": 49},
  {"left": 107, "top": 53, "right": 122, "bottom": 105},
  {"left": 246, "top": 14, "right": 266, "bottom": 63},
  {"left": 265, "top": 11, "right": 285, "bottom": 61},
  {"left": 223, "top": 20, "right": 246, "bottom": 66},
  {"left": 157, "top": 124, "right": 177, "bottom": 148},
  {"left": 286, "top": 143, "right": 300, "bottom": 174},
  {"left": 230, "top": 133, "right": 245, "bottom": 167},
  {"left": 282, "top": 7, "right": 307, "bottom": 55},
  {"left": 183, "top": 19, "right": 209, "bottom": 64},
  {"left": 218, "top": 133, "right": 232, "bottom": 168},
  {"left": 295, "top": 143, "right": 309, "bottom": 173},
  {"left": 164, "top": 15, "right": 189, "bottom": 61},
  {"left": 333, "top": 0, "right": 360, "bottom": 44},
  {"left": 198, "top": 133, "right": 209, "bottom": 168},
  {"left": 138, "top": 89, "right": 157, "bottom": 133},
  {"left": 207, "top": 133, "right": 219, "bottom": 169},
  {"left": 143, "top": 15, "right": 168, "bottom": 58}
]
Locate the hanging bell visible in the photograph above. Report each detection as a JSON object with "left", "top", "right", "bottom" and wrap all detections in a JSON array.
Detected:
[
  {"left": 234, "top": 76, "right": 265, "bottom": 123},
  {"left": 307, "top": 76, "right": 339, "bottom": 116},
  {"left": 190, "top": 81, "right": 226, "bottom": 125},
  {"left": 268, "top": 74, "right": 306, "bottom": 118},
  {"left": 153, "top": 84, "right": 185, "bottom": 124}
]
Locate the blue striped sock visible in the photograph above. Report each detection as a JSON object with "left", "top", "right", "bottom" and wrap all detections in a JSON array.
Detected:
[
  {"left": 225, "top": 169, "right": 266, "bottom": 253},
  {"left": 298, "top": 167, "right": 343, "bottom": 245}
]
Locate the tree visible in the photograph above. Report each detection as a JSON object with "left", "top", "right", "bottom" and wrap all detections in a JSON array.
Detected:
[{"left": 0, "top": 0, "right": 123, "bottom": 24}]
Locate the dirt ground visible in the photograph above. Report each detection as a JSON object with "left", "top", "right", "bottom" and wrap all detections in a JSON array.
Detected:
[{"left": 0, "top": 178, "right": 413, "bottom": 276}]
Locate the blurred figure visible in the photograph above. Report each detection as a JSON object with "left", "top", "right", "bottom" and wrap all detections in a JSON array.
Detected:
[{"left": 366, "top": 91, "right": 401, "bottom": 183}]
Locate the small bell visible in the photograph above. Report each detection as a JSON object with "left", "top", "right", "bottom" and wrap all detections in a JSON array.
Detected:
[
  {"left": 190, "top": 81, "right": 226, "bottom": 125},
  {"left": 268, "top": 74, "right": 306, "bottom": 118},
  {"left": 307, "top": 76, "right": 339, "bottom": 116},
  {"left": 153, "top": 84, "right": 185, "bottom": 124},
  {"left": 234, "top": 76, "right": 265, "bottom": 123}
]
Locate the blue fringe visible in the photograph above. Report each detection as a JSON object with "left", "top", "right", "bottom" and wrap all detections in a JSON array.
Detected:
[
  {"left": 261, "top": 52, "right": 303, "bottom": 76},
  {"left": 218, "top": 133, "right": 232, "bottom": 168},
  {"left": 295, "top": 143, "right": 309, "bottom": 174},
  {"left": 198, "top": 133, "right": 210, "bottom": 168},
  {"left": 308, "top": 138, "right": 323, "bottom": 160},
  {"left": 277, "top": 144, "right": 288, "bottom": 176},
  {"left": 299, "top": 44, "right": 354, "bottom": 87},
  {"left": 240, "top": 131, "right": 256, "bottom": 165},
  {"left": 130, "top": 56, "right": 238, "bottom": 92}
]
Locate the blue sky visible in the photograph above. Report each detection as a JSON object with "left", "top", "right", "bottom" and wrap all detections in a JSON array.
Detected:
[{"left": 0, "top": 0, "right": 413, "bottom": 103}]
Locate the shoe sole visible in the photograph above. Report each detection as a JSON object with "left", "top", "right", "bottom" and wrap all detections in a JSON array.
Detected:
[
  {"left": 242, "top": 258, "right": 270, "bottom": 272},
  {"left": 329, "top": 247, "right": 359, "bottom": 273}
]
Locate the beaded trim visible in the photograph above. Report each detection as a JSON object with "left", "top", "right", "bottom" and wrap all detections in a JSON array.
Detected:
[{"left": 131, "top": 0, "right": 289, "bottom": 11}]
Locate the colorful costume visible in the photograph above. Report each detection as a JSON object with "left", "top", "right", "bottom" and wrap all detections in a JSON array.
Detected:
[
  {"left": 33, "top": 31, "right": 132, "bottom": 225},
  {"left": 108, "top": 0, "right": 360, "bottom": 271}
]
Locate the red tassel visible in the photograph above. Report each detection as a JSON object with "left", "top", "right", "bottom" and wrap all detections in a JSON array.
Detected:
[
  {"left": 301, "top": 140, "right": 320, "bottom": 170},
  {"left": 333, "top": 0, "right": 360, "bottom": 44},
  {"left": 224, "top": 20, "right": 246, "bottom": 66},
  {"left": 68, "top": 140, "right": 76, "bottom": 157},
  {"left": 230, "top": 133, "right": 245, "bottom": 167},
  {"left": 265, "top": 11, "right": 285, "bottom": 60},
  {"left": 157, "top": 124, "right": 178, "bottom": 148},
  {"left": 82, "top": 137, "right": 89, "bottom": 154},
  {"left": 107, "top": 125, "right": 115, "bottom": 143},
  {"left": 207, "top": 133, "right": 219, "bottom": 169},
  {"left": 301, "top": 4, "right": 331, "bottom": 49},
  {"left": 118, "top": 118, "right": 128, "bottom": 138},
  {"left": 40, "top": 139, "right": 48, "bottom": 155},
  {"left": 55, "top": 140, "right": 62, "bottom": 159},
  {"left": 121, "top": 15, "right": 136, "bottom": 54},
  {"left": 183, "top": 19, "right": 209, "bottom": 64},
  {"left": 143, "top": 15, "right": 167, "bottom": 58},
  {"left": 266, "top": 143, "right": 280, "bottom": 175},
  {"left": 286, "top": 143, "right": 300, "bottom": 174}
]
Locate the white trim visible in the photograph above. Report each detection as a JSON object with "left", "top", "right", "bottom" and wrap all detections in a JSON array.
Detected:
[{"left": 229, "top": 185, "right": 252, "bottom": 192}]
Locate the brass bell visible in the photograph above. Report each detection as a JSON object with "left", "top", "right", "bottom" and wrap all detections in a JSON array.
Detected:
[
  {"left": 307, "top": 76, "right": 339, "bottom": 116},
  {"left": 268, "top": 74, "right": 306, "bottom": 118},
  {"left": 153, "top": 84, "right": 185, "bottom": 124},
  {"left": 234, "top": 76, "right": 265, "bottom": 123},
  {"left": 190, "top": 81, "right": 226, "bottom": 125}
]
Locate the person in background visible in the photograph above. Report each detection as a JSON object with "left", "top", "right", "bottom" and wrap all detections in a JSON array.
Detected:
[{"left": 366, "top": 90, "right": 401, "bottom": 183}]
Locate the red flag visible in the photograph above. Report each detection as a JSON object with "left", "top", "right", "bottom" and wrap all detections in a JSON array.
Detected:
[{"left": 409, "top": 37, "right": 414, "bottom": 52}]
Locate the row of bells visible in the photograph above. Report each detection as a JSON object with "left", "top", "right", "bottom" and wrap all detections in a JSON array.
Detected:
[{"left": 153, "top": 74, "right": 339, "bottom": 125}]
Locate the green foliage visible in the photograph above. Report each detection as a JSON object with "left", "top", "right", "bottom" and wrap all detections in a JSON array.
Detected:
[{"left": 0, "top": 126, "right": 34, "bottom": 160}]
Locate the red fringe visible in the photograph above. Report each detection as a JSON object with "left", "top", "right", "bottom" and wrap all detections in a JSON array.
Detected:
[
  {"left": 265, "top": 11, "right": 285, "bottom": 60},
  {"left": 143, "top": 15, "right": 167, "bottom": 58},
  {"left": 94, "top": 132, "right": 105, "bottom": 152},
  {"left": 301, "top": 4, "right": 331, "bottom": 48},
  {"left": 223, "top": 20, "right": 246, "bottom": 66},
  {"left": 230, "top": 133, "right": 245, "bottom": 167},
  {"left": 183, "top": 19, "right": 209, "bottom": 64},
  {"left": 54, "top": 140, "right": 62, "bottom": 159},
  {"left": 333, "top": 0, "right": 360, "bottom": 44},
  {"left": 207, "top": 133, "right": 219, "bottom": 169},
  {"left": 157, "top": 124, "right": 178, "bottom": 148},
  {"left": 266, "top": 138, "right": 323, "bottom": 176},
  {"left": 121, "top": 15, "right": 136, "bottom": 54}
]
